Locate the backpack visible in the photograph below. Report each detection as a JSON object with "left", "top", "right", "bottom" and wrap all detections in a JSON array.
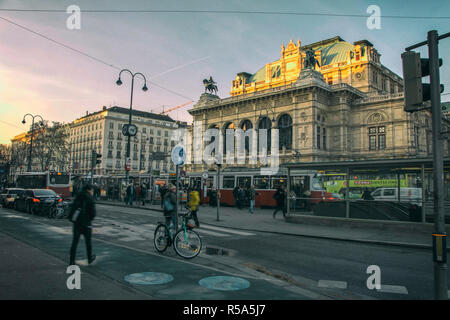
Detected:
[{"left": 164, "top": 196, "right": 174, "bottom": 211}]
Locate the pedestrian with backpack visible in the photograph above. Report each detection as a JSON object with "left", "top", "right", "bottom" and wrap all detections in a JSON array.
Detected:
[
  {"left": 68, "top": 184, "right": 96, "bottom": 266},
  {"left": 163, "top": 184, "right": 177, "bottom": 230}
]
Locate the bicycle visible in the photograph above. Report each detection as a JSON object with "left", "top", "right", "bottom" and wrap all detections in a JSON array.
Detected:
[{"left": 154, "top": 210, "right": 202, "bottom": 259}]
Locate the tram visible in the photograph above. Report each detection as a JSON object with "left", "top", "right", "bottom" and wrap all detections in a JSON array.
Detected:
[{"left": 186, "top": 168, "right": 332, "bottom": 208}]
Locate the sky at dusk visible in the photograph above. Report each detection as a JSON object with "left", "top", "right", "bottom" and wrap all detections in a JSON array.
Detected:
[{"left": 0, "top": 0, "right": 449, "bottom": 144}]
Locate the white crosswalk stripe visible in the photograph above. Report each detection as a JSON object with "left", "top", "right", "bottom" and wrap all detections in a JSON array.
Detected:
[
  {"left": 200, "top": 224, "right": 256, "bottom": 236},
  {"left": 318, "top": 280, "right": 347, "bottom": 289},
  {"left": 376, "top": 285, "right": 408, "bottom": 294},
  {"left": 92, "top": 220, "right": 255, "bottom": 240}
]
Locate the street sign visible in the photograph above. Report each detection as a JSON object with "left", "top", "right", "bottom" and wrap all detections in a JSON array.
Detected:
[
  {"left": 202, "top": 171, "right": 208, "bottom": 179},
  {"left": 180, "top": 170, "right": 186, "bottom": 178},
  {"left": 152, "top": 152, "right": 166, "bottom": 161},
  {"left": 171, "top": 145, "right": 185, "bottom": 166},
  {"left": 122, "top": 124, "right": 129, "bottom": 136},
  {"left": 125, "top": 157, "right": 131, "bottom": 171}
]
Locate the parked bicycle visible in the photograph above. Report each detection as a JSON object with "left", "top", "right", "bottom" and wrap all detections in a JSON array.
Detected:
[
  {"left": 154, "top": 210, "right": 202, "bottom": 259},
  {"left": 48, "top": 201, "right": 69, "bottom": 219}
]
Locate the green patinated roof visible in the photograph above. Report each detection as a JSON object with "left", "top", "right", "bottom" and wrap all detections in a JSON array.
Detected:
[
  {"left": 316, "top": 41, "right": 354, "bottom": 66},
  {"left": 248, "top": 66, "right": 266, "bottom": 83},
  {"left": 246, "top": 37, "right": 356, "bottom": 83}
]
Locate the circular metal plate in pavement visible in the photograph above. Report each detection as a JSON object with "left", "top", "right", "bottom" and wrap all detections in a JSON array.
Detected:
[
  {"left": 124, "top": 272, "right": 174, "bottom": 285},
  {"left": 199, "top": 276, "right": 250, "bottom": 291}
]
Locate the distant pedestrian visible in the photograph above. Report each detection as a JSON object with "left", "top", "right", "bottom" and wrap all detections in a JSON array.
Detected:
[
  {"left": 233, "top": 186, "right": 239, "bottom": 207},
  {"left": 248, "top": 185, "right": 259, "bottom": 214},
  {"left": 273, "top": 186, "right": 287, "bottom": 218},
  {"left": 188, "top": 188, "right": 200, "bottom": 227},
  {"left": 237, "top": 186, "right": 245, "bottom": 210},
  {"left": 126, "top": 183, "right": 135, "bottom": 206},
  {"left": 362, "top": 188, "right": 373, "bottom": 200},
  {"left": 209, "top": 188, "right": 217, "bottom": 207},
  {"left": 141, "top": 183, "right": 147, "bottom": 206},
  {"left": 68, "top": 184, "right": 96, "bottom": 265}
]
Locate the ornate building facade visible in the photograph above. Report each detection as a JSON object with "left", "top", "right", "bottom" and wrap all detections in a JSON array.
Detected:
[{"left": 186, "top": 36, "right": 434, "bottom": 173}]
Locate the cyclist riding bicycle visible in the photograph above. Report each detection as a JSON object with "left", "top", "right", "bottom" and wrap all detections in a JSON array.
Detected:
[{"left": 163, "top": 185, "right": 177, "bottom": 234}]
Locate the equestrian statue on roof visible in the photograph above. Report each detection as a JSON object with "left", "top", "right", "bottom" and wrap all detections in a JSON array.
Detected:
[{"left": 203, "top": 76, "right": 218, "bottom": 95}]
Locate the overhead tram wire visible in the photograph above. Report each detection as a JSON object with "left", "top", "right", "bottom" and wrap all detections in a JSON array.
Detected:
[
  {"left": 0, "top": 15, "right": 195, "bottom": 101},
  {"left": 0, "top": 8, "right": 449, "bottom": 19}
]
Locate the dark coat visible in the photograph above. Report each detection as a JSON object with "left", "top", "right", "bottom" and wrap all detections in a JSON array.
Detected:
[
  {"left": 273, "top": 188, "right": 285, "bottom": 206},
  {"left": 163, "top": 190, "right": 176, "bottom": 214},
  {"left": 69, "top": 191, "right": 96, "bottom": 227}
]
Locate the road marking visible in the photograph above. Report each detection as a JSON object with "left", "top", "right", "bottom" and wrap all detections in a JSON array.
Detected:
[
  {"left": 318, "top": 280, "right": 347, "bottom": 289},
  {"left": 117, "top": 235, "right": 147, "bottom": 242},
  {"left": 195, "top": 229, "right": 231, "bottom": 237},
  {"left": 46, "top": 226, "right": 72, "bottom": 235},
  {"left": 376, "top": 285, "right": 408, "bottom": 294},
  {"left": 201, "top": 224, "right": 256, "bottom": 236}
]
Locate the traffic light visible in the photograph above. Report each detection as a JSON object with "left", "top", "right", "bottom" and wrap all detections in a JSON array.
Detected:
[
  {"left": 401, "top": 51, "right": 444, "bottom": 112},
  {"left": 91, "top": 150, "right": 102, "bottom": 167}
]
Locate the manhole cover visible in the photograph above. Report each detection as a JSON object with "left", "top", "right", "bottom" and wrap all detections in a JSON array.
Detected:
[
  {"left": 199, "top": 276, "right": 250, "bottom": 291},
  {"left": 124, "top": 272, "right": 174, "bottom": 285}
]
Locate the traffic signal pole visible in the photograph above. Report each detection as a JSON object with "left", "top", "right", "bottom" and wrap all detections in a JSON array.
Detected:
[
  {"left": 428, "top": 30, "right": 447, "bottom": 300},
  {"left": 405, "top": 30, "right": 449, "bottom": 300},
  {"left": 90, "top": 149, "right": 95, "bottom": 186}
]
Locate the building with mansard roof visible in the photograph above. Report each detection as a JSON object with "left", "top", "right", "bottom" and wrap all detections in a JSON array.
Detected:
[{"left": 68, "top": 106, "right": 179, "bottom": 176}]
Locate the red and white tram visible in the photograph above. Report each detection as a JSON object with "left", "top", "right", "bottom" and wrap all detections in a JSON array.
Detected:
[{"left": 186, "top": 168, "right": 333, "bottom": 208}]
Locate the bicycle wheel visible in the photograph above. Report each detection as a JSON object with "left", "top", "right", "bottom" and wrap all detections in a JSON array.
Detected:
[
  {"left": 154, "top": 224, "right": 170, "bottom": 253},
  {"left": 173, "top": 229, "right": 202, "bottom": 259}
]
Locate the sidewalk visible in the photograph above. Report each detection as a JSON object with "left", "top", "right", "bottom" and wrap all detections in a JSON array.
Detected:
[
  {"left": 0, "top": 232, "right": 152, "bottom": 299},
  {"left": 97, "top": 199, "right": 449, "bottom": 251}
]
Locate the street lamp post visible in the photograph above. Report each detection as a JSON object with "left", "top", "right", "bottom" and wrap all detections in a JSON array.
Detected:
[
  {"left": 22, "top": 114, "right": 44, "bottom": 172},
  {"left": 116, "top": 69, "right": 148, "bottom": 187},
  {"left": 216, "top": 163, "right": 221, "bottom": 221}
]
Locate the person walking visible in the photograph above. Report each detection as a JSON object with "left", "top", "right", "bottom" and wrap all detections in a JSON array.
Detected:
[
  {"left": 273, "top": 186, "right": 287, "bottom": 218},
  {"left": 69, "top": 184, "right": 96, "bottom": 266},
  {"left": 362, "top": 188, "right": 373, "bottom": 200},
  {"left": 248, "top": 185, "right": 259, "bottom": 214},
  {"left": 233, "top": 185, "right": 239, "bottom": 208},
  {"left": 141, "top": 183, "right": 147, "bottom": 206},
  {"left": 237, "top": 186, "right": 245, "bottom": 210},
  {"left": 126, "top": 183, "right": 135, "bottom": 206},
  {"left": 188, "top": 188, "right": 201, "bottom": 227}
]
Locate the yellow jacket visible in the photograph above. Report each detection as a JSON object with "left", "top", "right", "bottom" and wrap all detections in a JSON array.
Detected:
[{"left": 188, "top": 191, "right": 200, "bottom": 211}]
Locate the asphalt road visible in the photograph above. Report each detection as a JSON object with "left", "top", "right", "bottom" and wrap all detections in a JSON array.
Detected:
[{"left": 0, "top": 203, "right": 448, "bottom": 300}]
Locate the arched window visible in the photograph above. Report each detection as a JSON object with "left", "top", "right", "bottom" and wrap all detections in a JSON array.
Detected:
[
  {"left": 258, "top": 117, "right": 272, "bottom": 153},
  {"left": 278, "top": 114, "right": 292, "bottom": 150},
  {"left": 240, "top": 120, "right": 253, "bottom": 153},
  {"left": 223, "top": 122, "right": 235, "bottom": 155},
  {"left": 206, "top": 124, "right": 219, "bottom": 158}
]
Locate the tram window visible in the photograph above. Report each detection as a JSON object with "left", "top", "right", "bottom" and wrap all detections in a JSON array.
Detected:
[
  {"left": 206, "top": 177, "right": 214, "bottom": 188},
  {"left": 254, "top": 176, "right": 270, "bottom": 189},
  {"left": 237, "top": 176, "right": 251, "bottom": 189},
  {"left": 223, "top": 176, "right": 235, "bottom": 189},
  {"left": 271, "top": 176, "right": 286, "bottom": 189},
  {"left": 311, "top": 176, "right": 324, "bottom": 190}
]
